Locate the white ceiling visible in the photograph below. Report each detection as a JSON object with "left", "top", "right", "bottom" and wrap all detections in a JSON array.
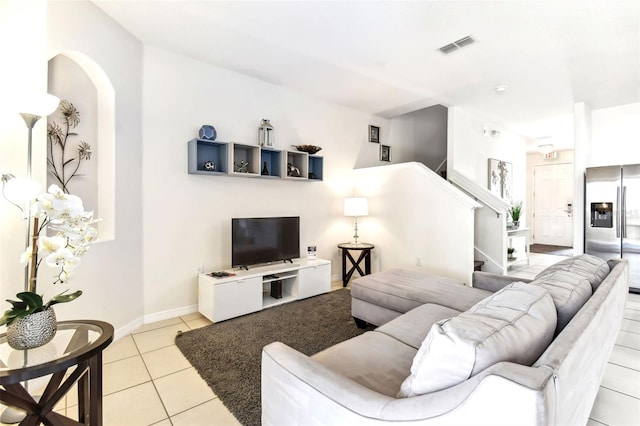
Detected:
[{"left": 93, "top": 0, "right": 640, "bottom": 151}]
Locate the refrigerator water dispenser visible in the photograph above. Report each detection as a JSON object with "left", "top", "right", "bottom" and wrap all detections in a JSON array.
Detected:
[{"left": 590, "top": 202, "right": 613, "bottom": 228}]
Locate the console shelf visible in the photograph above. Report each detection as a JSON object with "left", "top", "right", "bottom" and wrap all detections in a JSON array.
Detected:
[
  {"left": 198, "top": 259, "right": 331, "bottom": 322},
  {"left": 187, "top": 139, "right": 322, "bottom": 181}
]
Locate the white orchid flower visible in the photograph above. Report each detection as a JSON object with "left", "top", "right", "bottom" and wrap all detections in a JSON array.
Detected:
[
  {"left": 38, "top": 235, "right": 67, "bottom": 255},
  {"left": 45, "top": 247, "right": 75, "bottom": 267},
  {"left": 20, "top": 247, "right": 33, "bottom": 264},
  {"left": 13, "top": 183, "right": 98, "bottom": 305}
]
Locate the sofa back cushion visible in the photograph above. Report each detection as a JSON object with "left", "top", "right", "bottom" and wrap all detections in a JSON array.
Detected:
[
  {"left": 530, "top": 270, "right": 592, "bottom": 335},
  {"left": 397, "top": 282, "right": 556, "bottom": 397},
  {"left": 535, "top": 254, "right": 610, "bottom": 292}
]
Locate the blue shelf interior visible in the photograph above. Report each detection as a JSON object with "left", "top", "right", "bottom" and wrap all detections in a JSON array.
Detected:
[
  {"left": 196, "top": 140, "right": 227, "bottom": 173},
  {"left": 261, "top": 149, "right": 282, "bottom": 177},
  {"left": 309, "top": 156, "right": 324, "bottom": 180}
]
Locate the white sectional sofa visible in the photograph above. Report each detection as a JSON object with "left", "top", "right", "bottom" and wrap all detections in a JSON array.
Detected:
[{"left": 261, "top": 255, "right": 628, "bottom": 425}]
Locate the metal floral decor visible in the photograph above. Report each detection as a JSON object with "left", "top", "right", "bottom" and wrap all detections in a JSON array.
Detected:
[{"left": 47, "top": 100, "right": 92, "bottom": 194}]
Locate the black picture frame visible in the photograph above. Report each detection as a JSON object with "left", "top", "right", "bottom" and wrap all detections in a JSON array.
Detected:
[
  {"left": 369, "top": 125, "right": 380, "bottom": 143},
  {"left": 380, "top": 144, "right": 390, "bottom": 162}
]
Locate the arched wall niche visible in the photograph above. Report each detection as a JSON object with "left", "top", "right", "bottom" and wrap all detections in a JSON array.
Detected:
[{"left": 47, "top": 51, "right": 115, "bottom": 241}]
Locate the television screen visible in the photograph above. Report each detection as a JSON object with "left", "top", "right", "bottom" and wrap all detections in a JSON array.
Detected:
[{"left": 232, "top": 217, "right": 300, "bottom": 268}]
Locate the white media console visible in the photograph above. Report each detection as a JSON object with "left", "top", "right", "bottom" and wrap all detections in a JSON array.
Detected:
[{"left": 198, "top": 259, "right": 331, "bottom": 322}]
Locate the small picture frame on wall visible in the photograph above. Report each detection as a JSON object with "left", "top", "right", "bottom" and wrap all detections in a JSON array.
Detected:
[
  {"left": 380, "top": 144, "right": 391, "bottom": 162},
  {"left": 369, "top": 125, "right": 380, "bottom": 143}
]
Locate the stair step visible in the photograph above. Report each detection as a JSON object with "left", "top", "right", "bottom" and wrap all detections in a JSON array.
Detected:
[{"left": 474, "top": 260, "right": 484, "bottom": 271}]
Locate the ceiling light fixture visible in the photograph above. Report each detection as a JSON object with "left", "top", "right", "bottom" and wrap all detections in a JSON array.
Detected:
[{"left": 495, "top": 85, "right": 508, "bottom": 93}]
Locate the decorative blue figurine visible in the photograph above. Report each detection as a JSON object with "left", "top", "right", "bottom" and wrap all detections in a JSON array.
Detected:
[{"left": 199, "top": 125, "right": 217, "bottom": 141}]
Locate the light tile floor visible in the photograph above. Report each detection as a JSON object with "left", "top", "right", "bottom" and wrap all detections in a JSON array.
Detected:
[
  {"left": 2, "top": 261, "right": 638, "bottom": 425},
  {"left": 508, "top": 253, "right": 640, "bottom": 426}
]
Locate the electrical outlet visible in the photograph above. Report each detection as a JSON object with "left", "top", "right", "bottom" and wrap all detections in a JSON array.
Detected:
[{"left": 416, "top": 256, "right": 421, "bottom": 266}]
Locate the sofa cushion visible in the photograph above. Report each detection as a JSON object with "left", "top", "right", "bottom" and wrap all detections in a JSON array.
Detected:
[
  {"left": 536, "top": 254, "right": 610, "bottom": 292},
  {"left": 312, "top": 331, "right": 416, "bottom": 397},
  {"left": 397, "top": 282, "right": 557, "bottom": 397},
  {"left": 530, "top": 270, "right": 592, "bottom": 334},
  {"left": 376, "top": 303, "right": 461, "bottom": 349},
  {"left": 351, "top": 269, "right": 492, "bottom": 314}
]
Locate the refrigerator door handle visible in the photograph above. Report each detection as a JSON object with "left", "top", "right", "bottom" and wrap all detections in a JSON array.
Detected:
[
  {"left": 616, "top": 186, "right": 621, "bottom": 238},
  {"left": 622, "top": 186, "right": 627, "bottom": 238}
]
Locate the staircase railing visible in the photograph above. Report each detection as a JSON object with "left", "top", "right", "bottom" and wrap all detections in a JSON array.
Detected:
[{"left": 448, "top": 169, "right": 510, "bottom": 274}]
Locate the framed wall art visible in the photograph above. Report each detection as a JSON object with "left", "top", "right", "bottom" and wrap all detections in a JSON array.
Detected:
[
  {"left": 380, "top": 144, "right": 391, "bottom": 162},
  {"left": 488, "top": 158, "right": 512, "bottom": 201},
  {"left": 369, "top": 125, "right": 380, "bottom": 143}
]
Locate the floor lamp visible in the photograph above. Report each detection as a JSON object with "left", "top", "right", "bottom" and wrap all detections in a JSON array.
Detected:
[
  {"left": 344, "top": 197, "right": 368, "bottom": 245},
  {"left": 17, "top": 94, "right": 60, "bottom": 292},
  {"left": 0, "top": 93, "right": 59, "bottom": 425}
]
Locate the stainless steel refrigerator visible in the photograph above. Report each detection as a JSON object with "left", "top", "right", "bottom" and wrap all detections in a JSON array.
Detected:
[{"left": 585, "top": 164, "right": 640, "bottom": 293}]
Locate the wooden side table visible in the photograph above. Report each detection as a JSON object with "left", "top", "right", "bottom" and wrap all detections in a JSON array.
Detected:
[
  {"left": 0, "top": 320, "right": 114, "bottom": 425},
  {"left": 338, "top": 242, "right": 375, "bottom": 287}
]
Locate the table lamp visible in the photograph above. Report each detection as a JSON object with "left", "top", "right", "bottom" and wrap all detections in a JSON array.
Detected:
[{"left": 344, "top": 197, "right": 368, "bottom": 245}]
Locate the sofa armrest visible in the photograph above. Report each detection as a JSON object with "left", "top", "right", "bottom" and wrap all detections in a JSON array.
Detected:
[
  {"left": 262, "top": 342, "right": 553, "bottom": 425},
  {"left": 262, "top": 342, "right": 393, "bottom": 424},
  {"left": 472, "top": 271, "right": 531, "bottom": 292}
]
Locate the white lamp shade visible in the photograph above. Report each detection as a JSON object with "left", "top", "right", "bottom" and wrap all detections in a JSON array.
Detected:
[
  {"left": 4, "top": 177, "right": 41, "bottom": 204},
  {"left": 16, "top": 93, "right": 60, "bottom": 117},
  {"left": 344, "top": 197, "right": 368, "bottom": 217}
]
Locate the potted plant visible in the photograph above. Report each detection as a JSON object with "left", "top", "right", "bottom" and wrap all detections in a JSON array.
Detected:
[
  {"left": 509, "top": 200, "right": 523, "bottom": 228},
  {"left": 0, "top": 184, "right": 98, "bottom": 349},
  {"left": 507, "top": 247, "right": 516, "bottom": 260}
]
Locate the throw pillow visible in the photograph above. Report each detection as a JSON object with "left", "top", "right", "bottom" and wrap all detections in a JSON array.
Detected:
[
  {"left": 535, "top": 254, "right": 609, "bottom": 292},
  {"left": 529, "top": 270, "right": 592, "bottom": 335},
  {"left": 397, "top": 282, "right": 556, "bottom": 397}
]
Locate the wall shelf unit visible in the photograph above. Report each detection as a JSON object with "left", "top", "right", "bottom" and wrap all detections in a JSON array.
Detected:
[
  {"left": 188, "top": 139, "right": 229, "bottom": 175},
  {"left": 187, "top": 139, "right": 322, "bottom": 181}
]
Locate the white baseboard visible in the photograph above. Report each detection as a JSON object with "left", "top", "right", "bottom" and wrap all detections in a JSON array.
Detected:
[
  {"left": 143, "top": 304, "right": 198, "bottom": 326},
  {"left": 114, "top": 317, "right": 145, "bottom": 341},
  {"left": 112, "top": 304, "right": 198, "bottom": 342}
]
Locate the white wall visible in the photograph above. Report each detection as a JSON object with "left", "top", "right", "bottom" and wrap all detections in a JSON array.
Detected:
[
  {"left": 46, "top": 0, "right": 144, "bottom": 335},
  {"left": 353, "top": 163, "right": 479, "bottom": 285},
  {"left": 591, "top": 102, "right": 640, "bottom": 166},
  {"left": 448, "top": 106, "right": 527, "bottom": 215},
  {"left": 0, "top": 0, "right": 49, "bottom": 322},
  {"left": 141, "top": 46, "right": 397, "bottom": 317}
]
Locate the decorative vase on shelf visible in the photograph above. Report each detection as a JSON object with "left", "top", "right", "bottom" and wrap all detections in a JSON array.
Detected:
[
  {"left": 512, "top": 221, "right": 520, "bottom": 229},
  {"left": 199, "top": 125, "right": 217, "bottom": 141},
  {"left": 6, "top": 308, "right": 57, "bottom": 350},
  {"left": 261, "top": 161, "right": 269, "bottom": 176}
]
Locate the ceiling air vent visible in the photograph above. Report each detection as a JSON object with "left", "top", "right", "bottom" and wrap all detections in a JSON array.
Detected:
[
  {"left": 439, "top": 43, "right": 458, "bottom": 54},
  {"left": 438, "top": 35, "right": 476, "bottom": 54}
]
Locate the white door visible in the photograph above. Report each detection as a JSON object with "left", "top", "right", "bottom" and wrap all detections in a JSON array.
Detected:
[{"left": 533, "top": 163, "right": 574, "bottom": 246}]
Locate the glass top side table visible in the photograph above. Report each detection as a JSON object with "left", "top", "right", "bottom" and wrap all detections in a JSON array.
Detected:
[{"left": 0, "top": 320, "right": 114, "bottom": 425}]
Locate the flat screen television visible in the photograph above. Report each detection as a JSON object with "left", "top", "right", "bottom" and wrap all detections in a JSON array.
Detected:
[{"left": 232, "top": 216, "right": 300, "bottom": 268}]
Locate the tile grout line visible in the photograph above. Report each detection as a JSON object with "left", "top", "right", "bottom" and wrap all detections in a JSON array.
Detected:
[
  {"left": 598, "top": 385, "right": 640, "bottom": 401},
  {"left": 132, "top": 325, "right": 174, "bottom": 425},
  {"left": 607, "top": 360, "right": 640, "bottom": 373}
]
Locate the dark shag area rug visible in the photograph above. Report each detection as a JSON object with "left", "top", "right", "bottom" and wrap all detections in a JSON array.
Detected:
[{"left": 175, "top": 288, "right": 371, "bottom": 426}]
